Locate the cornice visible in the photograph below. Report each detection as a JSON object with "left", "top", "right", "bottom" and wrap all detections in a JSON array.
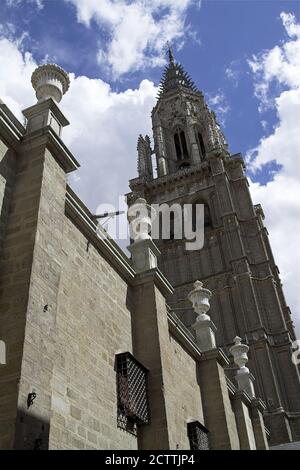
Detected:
[
  {"left": 132, "top": 267, "right": 174, "bottom": 297},
  {"left": 167, "top": 309, "right": 202, "bottom": 361},
  {"left": 0, "top": 101, "right": 25, "bottom": 149},
  {"left": 200, "top": 347, "right": 230, "bottom": 366}
]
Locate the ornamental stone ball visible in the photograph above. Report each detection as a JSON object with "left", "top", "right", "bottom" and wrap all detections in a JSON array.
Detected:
[{"left": 31, "top": 63, "right": 70, "bottom": 103}]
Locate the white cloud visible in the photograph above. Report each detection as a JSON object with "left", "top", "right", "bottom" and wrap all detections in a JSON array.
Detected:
[
  {"left": 247, "top": 12, "right": 300, "bottom": 334},
  {"left": 66, "top": 0, "right": 197, "bottom": 78},
  {"left": 207, "top": 91, "right": 230, "bottom": 126},
  {"left": 0, "top": 38, "right": 36, "bottom": 119},
  {"left": 5, "top": 0, "right": 44, "bottom": 9},
  {"left": 0, "top": 35, "right": 157, "bottom": 244},
  {"left": 225, "top": 60, "right": 240, "bottom": 87}
]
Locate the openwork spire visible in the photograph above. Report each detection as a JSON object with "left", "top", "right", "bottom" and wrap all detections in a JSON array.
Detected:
[{"left": 157, "top": 48, "right": 199, "bottom": 99}]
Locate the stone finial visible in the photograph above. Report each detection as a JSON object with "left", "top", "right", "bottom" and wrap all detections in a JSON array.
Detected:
[
  {"left": 127, "top": 198, "right": 155, "bottom": 243},
  {"left": 187, "top": 280, "right": 212, "bottom": 321},
  {"left": 229, "top": 336, "right": 249, "bottom": 373},
  {"left": 230, "top": 336, "right": 255, "bottom": 398},
  {"left": 127, "top": 198, "right": 160, "bottom": 273},
  {"left": 31, "top": 64, "right": 70, "bottom": 103},
  {"left": 188, "top": 280, "right": 216, "bottom": 351}
]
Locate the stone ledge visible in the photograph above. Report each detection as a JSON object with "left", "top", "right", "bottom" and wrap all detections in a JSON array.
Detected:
[
  {"left": 65, "top": 188, "right": 136, "bottom": 283},
  {"left": 167, "top": 309, "right": 202, "bottom": 361},
  {"left": 200, "top": 347, "right": 230, "bottom": 366},
  {"left": 0, "top": 101, "right": 25, "bottom": 149}
]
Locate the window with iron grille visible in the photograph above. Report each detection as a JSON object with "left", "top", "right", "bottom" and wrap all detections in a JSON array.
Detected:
[
  {"left": 187, "top": 421, "right": 209, "bottom": 450},
  {"left": 116, "top": 352, "right": 149, "bottom": 435}
]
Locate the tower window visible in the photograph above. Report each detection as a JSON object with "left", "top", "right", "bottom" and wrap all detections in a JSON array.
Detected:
[
  {"left": 187, "top": 421, "right": 209, "bottom": 450},
  {"left": 180, "top": 131, "right": 188, "bottom": 158},
  {"left": 174, "top": 133, "right": 181, "bottom": 160},
  {"left": 174, "top": 129, "right": 188, "bottom": 160},
  {"left": 197, "top": 132, "right": 206, "bottom": 159},
  {"left": 116, "top": 352, "right": 149, "bottom": 435}
]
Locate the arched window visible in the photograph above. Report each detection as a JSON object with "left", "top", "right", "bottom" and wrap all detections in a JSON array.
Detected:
[
  {"left": 174, "top": 128, "right": 188, "bottom": 160},
  {"left": 196, "top": 131, "right": 206, "bottom": 159}
]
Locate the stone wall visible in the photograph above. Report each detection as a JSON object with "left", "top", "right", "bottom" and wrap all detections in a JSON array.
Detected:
[
  {"left": 49, "top": 215, "right": 136, "bottom": 450},
  {"left": 0, "top": 97, "right": 268, "bottom": 450},
  {"left": 163, "top": 333, "right": 204, "bottom": 449}
]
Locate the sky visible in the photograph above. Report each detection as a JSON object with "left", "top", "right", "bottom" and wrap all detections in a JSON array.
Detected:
[{"left": 0, "top": 0, "right": 300, "bottom": 333}]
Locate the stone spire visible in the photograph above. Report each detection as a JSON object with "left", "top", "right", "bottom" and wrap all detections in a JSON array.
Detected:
[
  {"left": 166, "top": 41, "right": 175, "bottom": 65},
  {"left": 157, "top": 50, "right": 199, "bottom": 99}
]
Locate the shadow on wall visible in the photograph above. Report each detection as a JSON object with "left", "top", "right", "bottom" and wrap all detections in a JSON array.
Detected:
[{"left": 13, "top": 409, "right": 50, "bottom": 450}]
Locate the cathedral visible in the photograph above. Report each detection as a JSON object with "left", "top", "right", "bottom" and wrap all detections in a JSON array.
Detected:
[{"left": 0, "top": 51, "right": 299, "bottom": 450}]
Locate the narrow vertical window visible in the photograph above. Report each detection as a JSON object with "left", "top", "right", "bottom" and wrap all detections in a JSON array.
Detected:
[
  {"left": 197, "top": 132, "right": 206, "bottom": 159},
  {"left": 174, "top": 129, "right": 189, "bottom": 161},
  {"left": 180, "top": 131, "right": 188, "bottom": 159},
  {"left": 170, "top": 211, "right": 175, "bottom": 240},
  {"left": 174, "top": 133, "right": 182, "bottom": 159}
]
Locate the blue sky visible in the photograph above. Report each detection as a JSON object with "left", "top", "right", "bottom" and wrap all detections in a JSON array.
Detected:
[
  {"left": 1, "top": 0, "right": 298, "bottom": 172},
  {"left": 0, "top": 0, "right": 300, "bottom": 332}
]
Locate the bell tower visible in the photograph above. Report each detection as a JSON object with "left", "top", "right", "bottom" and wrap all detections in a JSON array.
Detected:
[{"left": 128, "top": 49, "right": 300, "bottom": 445}]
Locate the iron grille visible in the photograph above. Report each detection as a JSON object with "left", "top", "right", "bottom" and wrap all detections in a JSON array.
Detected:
[
  {"left": 187, "top": 421, "right": 209, "bottom": 450},
  {"left": 116, "top": 352, "right": 149, "bottom": 434}
]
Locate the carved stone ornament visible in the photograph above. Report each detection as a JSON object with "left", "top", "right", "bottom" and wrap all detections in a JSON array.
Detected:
[{"left": 31, "top": 63, "right": 70, "bottom": 103}]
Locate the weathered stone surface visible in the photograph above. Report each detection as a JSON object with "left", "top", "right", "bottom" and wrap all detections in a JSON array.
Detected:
[{"left": 0, "top": 61, "right": 274, "bottom": 451}]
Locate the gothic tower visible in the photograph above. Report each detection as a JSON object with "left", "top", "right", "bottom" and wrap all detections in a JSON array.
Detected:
[{"left": 128, "top": 49, "right": 300, "bottom": 445}]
